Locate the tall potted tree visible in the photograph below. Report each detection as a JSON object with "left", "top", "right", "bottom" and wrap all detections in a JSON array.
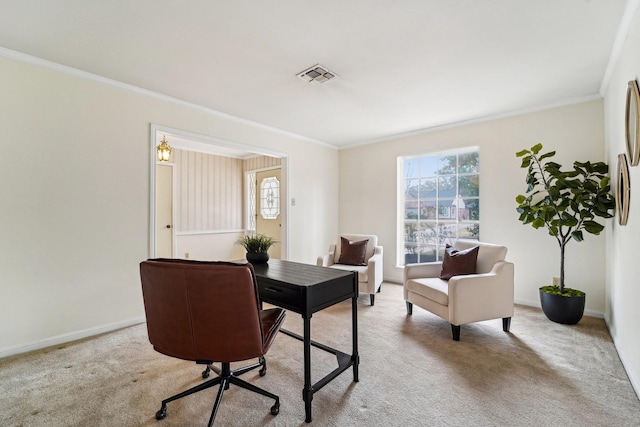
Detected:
[{"left": 515, "top": 143, "right": 616, "bottom": 324}]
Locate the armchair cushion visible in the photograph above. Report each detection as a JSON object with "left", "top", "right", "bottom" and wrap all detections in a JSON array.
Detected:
[
  {"left": 338, "top": 237, "right": 369, "bottom": 266},
  {"left": 439, "top": 244, "right": 479, "bottom": 280},
  {"left": 406, "top": 277, "right": 449, "bottom": 305}
]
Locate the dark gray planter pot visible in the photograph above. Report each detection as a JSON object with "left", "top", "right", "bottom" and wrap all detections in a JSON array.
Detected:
[
  {"left": 246, "top": 252, "right": 269, "bottom": 264},
  {"left": 539, "top": 288, "right": 585, "bottom": 325}
]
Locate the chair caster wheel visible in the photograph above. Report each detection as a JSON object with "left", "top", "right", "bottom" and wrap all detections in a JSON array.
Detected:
[
  {"left": 259, "top": 366, "right": 267, "bottom": 376},
  {"left": 270, "top": 404, "right": 280, "bottom": 415},
  {"left": 202, "top": 368, "right": 210, "bottom": 379},
  {"left": 155, "top": 406, "right": 167, "bottom": 420}
]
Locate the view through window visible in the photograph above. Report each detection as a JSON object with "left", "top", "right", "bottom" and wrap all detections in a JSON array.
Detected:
[{"left": 400, "top": 148, "right": 479, "bottom": 265}]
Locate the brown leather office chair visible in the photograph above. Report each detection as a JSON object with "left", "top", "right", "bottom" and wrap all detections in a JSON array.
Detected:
[{"left": 139, "top": 259, "right": 286, "bottom": 426}]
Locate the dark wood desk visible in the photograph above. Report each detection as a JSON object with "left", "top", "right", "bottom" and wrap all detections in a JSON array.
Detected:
[{"left": 252, "top": 259, "right": 359, "bottom": 423}]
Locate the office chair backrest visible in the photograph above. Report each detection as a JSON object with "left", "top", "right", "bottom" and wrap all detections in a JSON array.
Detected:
[{"left": 140, "top": 259, "right": 264, "bottom": 363}]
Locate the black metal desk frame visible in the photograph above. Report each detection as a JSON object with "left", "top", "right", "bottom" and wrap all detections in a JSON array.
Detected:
[{"left": 253, "top": 259, "right": 359, "bottom": 423}]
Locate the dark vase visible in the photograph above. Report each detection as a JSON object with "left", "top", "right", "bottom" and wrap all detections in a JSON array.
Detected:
[
  {"left": 246, "top": 252, "right": 269, "bottom": 264},
  {"left": 539, "top": 289, "right": 585, "bottom": 325}
]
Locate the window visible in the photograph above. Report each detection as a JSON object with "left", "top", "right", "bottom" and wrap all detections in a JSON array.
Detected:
[
  {"left": 247, "top": 171, "right": 257, "bottom": 231},
  {"left": 399, "top": 148, "right": 479, "bottom": 265},
  {"left": 260, "top": 176, "right": 280, "bottom": 219}
]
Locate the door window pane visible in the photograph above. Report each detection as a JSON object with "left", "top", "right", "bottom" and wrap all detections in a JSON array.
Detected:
[{"left": 260, "top": 177, "right": 280, "bottom": 219}]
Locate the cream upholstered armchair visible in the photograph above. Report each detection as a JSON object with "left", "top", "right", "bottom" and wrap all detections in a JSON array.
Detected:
[
  {"left": 317, "top": 234, "right": 383, "bottom": 305},
  {"left": 403, "top": 239, "right": 514, "bottom": 341}
]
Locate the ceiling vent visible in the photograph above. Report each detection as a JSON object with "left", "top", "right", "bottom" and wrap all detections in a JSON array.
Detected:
[{"left": 296, "top": 64, "right": 338, "bottom": 84}]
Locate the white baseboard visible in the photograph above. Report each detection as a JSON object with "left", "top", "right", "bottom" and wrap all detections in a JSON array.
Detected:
[
  {"left": 0, "top": 317, "right": 146, "bottom": 359},
  {"left": 613, "top": 339, "right": 640, "bottom": 401}
]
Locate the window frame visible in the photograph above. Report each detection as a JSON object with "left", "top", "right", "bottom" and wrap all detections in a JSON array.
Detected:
[{"left": 397, "top": 147, "right": 480, "bottom": 266}]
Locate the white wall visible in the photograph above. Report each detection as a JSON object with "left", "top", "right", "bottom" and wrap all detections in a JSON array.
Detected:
[
  {"left": 339, "top": 100, "right": 608, "bottom": 315},
  {"left": 0, "top": 55, "right": 339, "bottom": 357},
  {"left": 602, "top": 2, "right": 640, "bottom": 399},
  {"left": 175, "top": 232, "right": 246, "bottom": 261}
]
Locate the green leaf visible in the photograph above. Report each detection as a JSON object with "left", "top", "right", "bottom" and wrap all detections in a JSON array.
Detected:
[
  {"left": 573, "top": 165, "right": 586, "bottom": 176},
  {"left": 515, "top": 149, "right": 530, "bottom": 157},
  {"left": 531, "top": 143, "right": 543, "bottom": 154},
  {"left": 571, "top": 230, "right": 584, "bottom": 242},
  {"left": 532, "top": 218, "right": 545, "bottom": 229},
  {"left": 560, "top": 213, "right": 578, "bottom": 227},
  {"left": 538, "top": 151, "right": 556, "bottom": 161},
  {"left": 515, "top": 194, "right": 526, "bottom": 204},
  {"left": 518, "top": 212, "right": 529, "bottom": 222},
  {"left": 584, "top": 220, "right": 604, "bottom": 235},
  {"left": 591, "top": 162, "right": 609, "bottom": 174}
]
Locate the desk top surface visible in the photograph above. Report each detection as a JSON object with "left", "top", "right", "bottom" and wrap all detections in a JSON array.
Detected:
[{"left": 252, "top": 259, "right": 354, "bottom": 287}]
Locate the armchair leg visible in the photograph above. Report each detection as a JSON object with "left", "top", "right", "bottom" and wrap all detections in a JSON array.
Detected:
[
  {"left": 451, "top": 324, "right": 460, "bottom": 341},
  {"left": 369, "top": 294, "right": 375, "bottom": 306},
  {"left": 502, "top": 317, "right": 511, "bottom": 332},
  {"left": 406, "top": 301, "right": 413, "bottom": 315}
]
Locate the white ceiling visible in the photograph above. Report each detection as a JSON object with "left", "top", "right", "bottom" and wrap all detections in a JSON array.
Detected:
[{"left": 0, "top": 1, "right": 632, "bottom": 148}]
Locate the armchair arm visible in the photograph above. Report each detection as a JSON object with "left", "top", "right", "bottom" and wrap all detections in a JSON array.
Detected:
[
  {"left": 403, "top": 262, "right": 443, "bottom": 282},
  {"left": 316, "top": 244, "right": 337, "bottom": 267},
  {"left": 366, "top": 246, "right": 384, "bottom": 289},
  {"left": 447, "top": 261, "right": 514, "bottom": 325}
]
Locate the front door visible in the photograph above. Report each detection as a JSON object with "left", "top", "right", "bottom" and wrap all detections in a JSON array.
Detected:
[{"left": 256, "top": 168, "right": 281, "bottom": 259}]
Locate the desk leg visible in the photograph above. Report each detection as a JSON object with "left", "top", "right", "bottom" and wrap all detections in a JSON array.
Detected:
[
  {"left": 303, "top": 315, "right": 313, "bottom": 423},
  {"left": 352, "top": 294, "right": 359, "bottom": 382}
]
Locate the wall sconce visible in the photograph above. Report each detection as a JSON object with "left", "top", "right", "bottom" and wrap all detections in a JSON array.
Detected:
[{"left": 157, "top": 136, "right": 172, "bottom": 162}]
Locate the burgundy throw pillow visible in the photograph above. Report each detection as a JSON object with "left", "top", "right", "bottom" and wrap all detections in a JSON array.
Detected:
[
  {"left": 338, "top": 237, "right": 369, "bottom": 266},
  {"left": 439, "top": 244, "right": 479, "bottom": 280}
]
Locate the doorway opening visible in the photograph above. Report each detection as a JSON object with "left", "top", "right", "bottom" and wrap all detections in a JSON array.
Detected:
[{"left": 149, "top": 124, "right": 288, "bottom": 261}]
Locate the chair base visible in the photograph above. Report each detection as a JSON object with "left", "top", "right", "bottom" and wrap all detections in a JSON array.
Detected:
[
  {"left": 202, "top": 356, "right": 267, "bottom": 379},
  {"left": 156, "top": 359, "right": 279, "bottom": 426}
]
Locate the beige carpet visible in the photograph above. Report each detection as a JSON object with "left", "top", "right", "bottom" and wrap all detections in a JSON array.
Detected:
[{"left": 1, "top": 283, "right": 639, "bottom": 427}]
